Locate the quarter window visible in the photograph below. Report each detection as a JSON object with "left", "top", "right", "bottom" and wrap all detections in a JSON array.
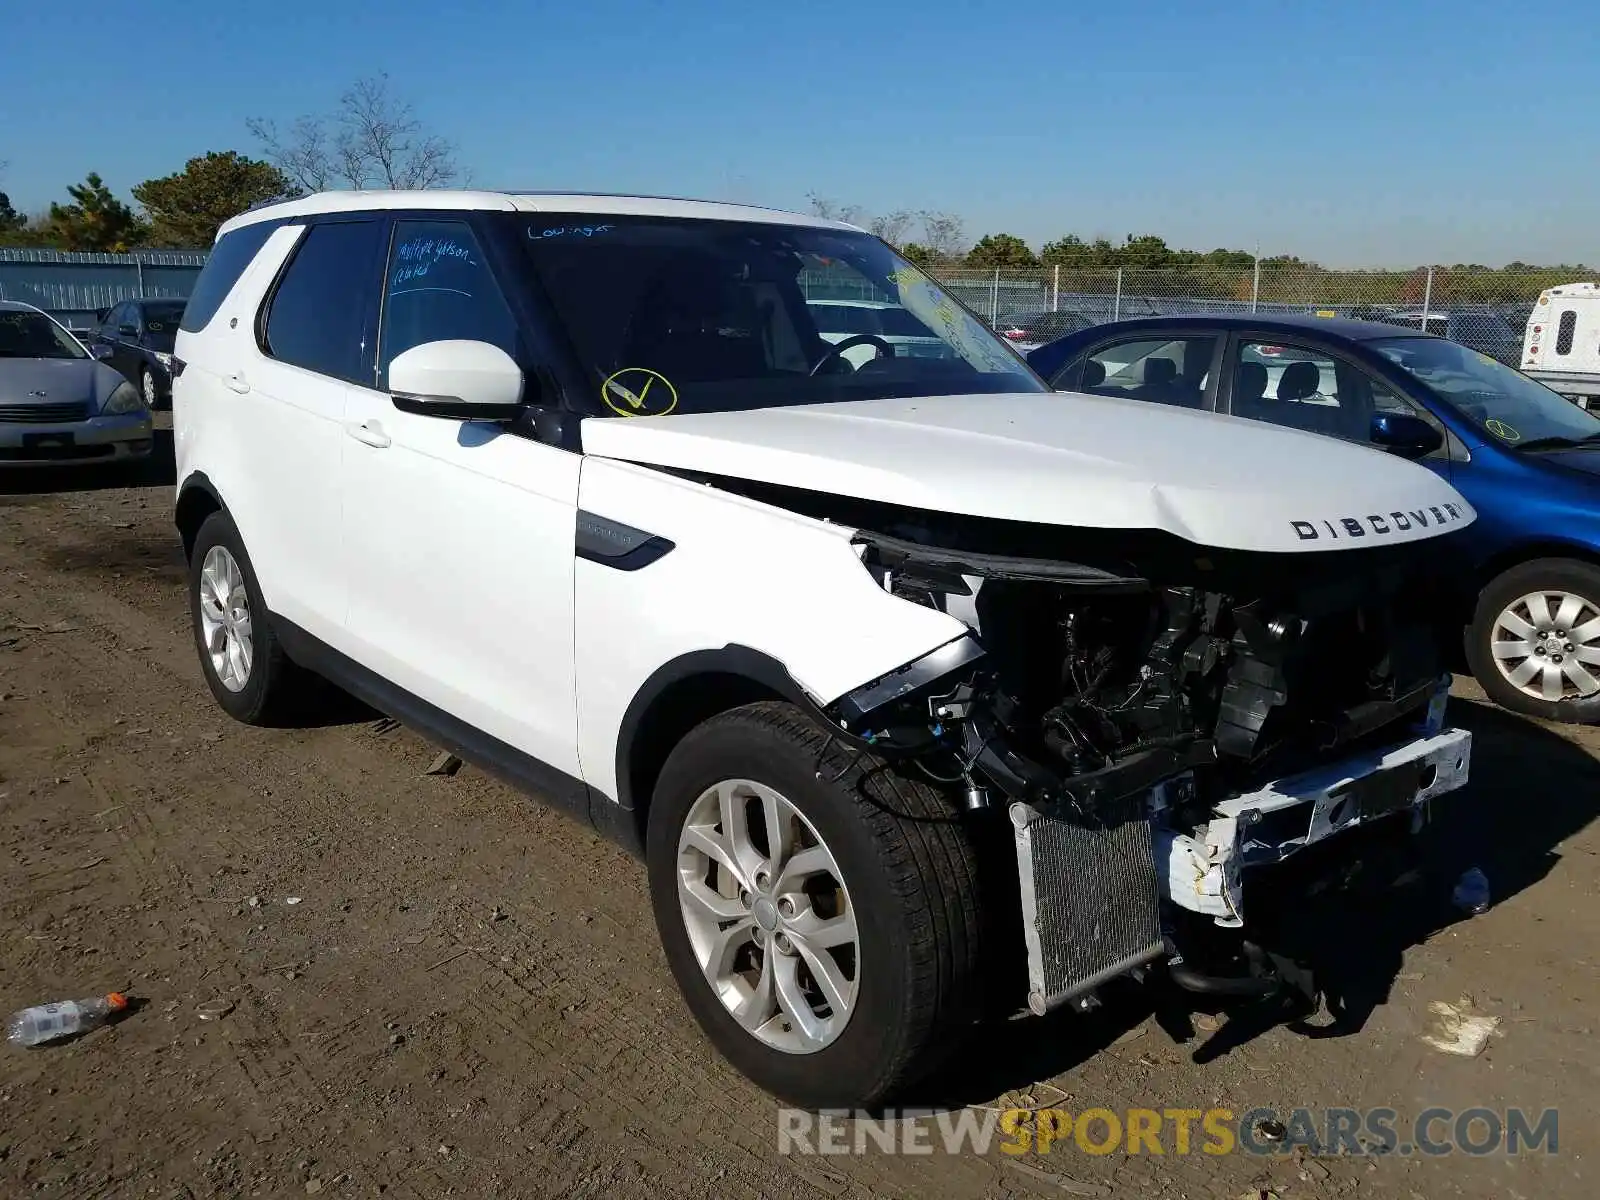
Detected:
[
  {"left": 262, "top": 220, "right": 385, "bottom": 382},
  {"left": 182, "top": 219, "right": 283, "bottom": 333},
  {"left": 379, "top": 220, "right": 517, "bottom": 387},
  {"left": 1556, "top": 310, "right": 1577, "bottom": 355}
]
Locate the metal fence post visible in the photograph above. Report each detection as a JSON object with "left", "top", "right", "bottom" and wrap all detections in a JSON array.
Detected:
[
  {"left": 990, "top": 268, "right": 1000, "bottom": 325},
  {"left": 1421, "top": 265, "right": 1434, "bottom": 319},
  {"left": 1051, "top": 264, "right": 1059, "bottom": 313},
  {"left": 1251, "top": 250, "right": 1261, "bottom": 314},
  {"left": 135, "top": 255, "right": 144, "bottom": 296},
  {"left": 1113, "top": 269, "right": 1123, "bottom": 322}
]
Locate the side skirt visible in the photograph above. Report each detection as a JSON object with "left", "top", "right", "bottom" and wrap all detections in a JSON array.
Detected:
[{"left": 271, "top": 616, "right": 636, "bottom": 851}]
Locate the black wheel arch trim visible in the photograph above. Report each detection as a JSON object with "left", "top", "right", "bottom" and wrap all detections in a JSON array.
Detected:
[
  {"left": 175, "top": 471, "right": 230, "bottom": 557},
  {"left": 611, "top": 645, "right": 823, "bottom": 813}
]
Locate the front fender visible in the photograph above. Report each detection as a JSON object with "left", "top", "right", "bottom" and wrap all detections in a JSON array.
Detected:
[{"left": 573, "top": 455, "right": 967, "bottom": 803}]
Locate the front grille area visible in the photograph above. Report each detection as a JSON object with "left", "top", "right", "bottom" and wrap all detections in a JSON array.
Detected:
[
  {"left": 0, "top": 402, "right": 91, "bottom": 423},
  {"left": 1012, "top": 794, "right": 1165, "bottom": 1014}
]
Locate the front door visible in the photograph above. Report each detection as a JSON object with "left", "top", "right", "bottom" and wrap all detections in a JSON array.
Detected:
[
  {"left": 339, "top": 215, "right": 583, "bottom": 780},
  {"left": 1223, "top": 335, "right": 1456, "bottom": 483}
]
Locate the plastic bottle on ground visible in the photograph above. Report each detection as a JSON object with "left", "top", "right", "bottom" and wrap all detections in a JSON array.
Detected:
[{"left": 6, "top": 993, "right": 128, "bottom": 1047}]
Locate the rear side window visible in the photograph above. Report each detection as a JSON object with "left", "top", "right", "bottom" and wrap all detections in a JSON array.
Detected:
[
  {"left": 263, "top": 220, "right": 386, "bottom": 382},
  {"left": 1073, "top": 335, "right": 1217, "bottom": 410},
  {"left": 1557, "top": 310, "right": 1577, "bottom": 355},
  {"left": 180, "top": 220, "right": 282, "bottom": 333}
]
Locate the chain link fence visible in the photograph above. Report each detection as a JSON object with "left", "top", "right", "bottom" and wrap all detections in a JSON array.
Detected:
[{"left": 924, "top": 264, "right": 1592, "bottom": 363}]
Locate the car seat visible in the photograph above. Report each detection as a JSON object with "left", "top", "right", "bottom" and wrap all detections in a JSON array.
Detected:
[{"left": 622, "top": 256, "right": 772, "bottom": 387}]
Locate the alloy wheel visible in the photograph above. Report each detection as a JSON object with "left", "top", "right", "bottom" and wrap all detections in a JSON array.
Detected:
[
  {"left": 675, "top": 778, "right": 859, "bottom": 1054},
  {"left": 198, "top": 545, "right": 253, "bottom": 692}
]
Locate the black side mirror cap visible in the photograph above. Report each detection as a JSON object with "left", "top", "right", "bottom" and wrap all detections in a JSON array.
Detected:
[{"left": 1370, "top": 411, "right": 1443, "bottom": 459}]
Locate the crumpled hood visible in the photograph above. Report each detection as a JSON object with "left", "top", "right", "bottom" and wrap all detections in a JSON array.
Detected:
[
  {"left": 0, "top": 357, "right": 122, "bottom": 409},
  {"left": 581, "top": 391, "right": 1477, "bottom": 553}
]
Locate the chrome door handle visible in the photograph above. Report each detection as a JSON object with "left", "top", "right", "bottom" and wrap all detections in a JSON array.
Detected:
[{"left": 346, "top": 420, "right": 392, "bottom": 449}]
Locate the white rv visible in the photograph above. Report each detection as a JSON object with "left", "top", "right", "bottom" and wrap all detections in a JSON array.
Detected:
[{"left": 1523, "top": 282, "right": 1600, "bottom": 407}]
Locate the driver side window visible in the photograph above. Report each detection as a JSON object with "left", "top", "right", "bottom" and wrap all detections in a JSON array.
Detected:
[{"left": 379, "top": 220, "right": 518, "bottom": 389}]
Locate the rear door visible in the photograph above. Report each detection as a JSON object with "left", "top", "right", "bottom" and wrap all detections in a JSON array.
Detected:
[
  {"left": 1052, "top": 329, "right": 1224, "bottom": 411},
  {"left": 236, "top": 216, "right": 387, "bottom": 642}
]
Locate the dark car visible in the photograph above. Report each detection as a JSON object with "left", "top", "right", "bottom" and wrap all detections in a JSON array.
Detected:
[
  {"left": 1345, "top": 305, "right": 1522, "bottom": 366},
  {"left": 1027, "top": 314, "right": 1600, "bottom": 724},
  {"left": 993, "top": 308, "right": 1093, "bottom": 349},
  {"left": 88, "top": 297, "right": 187, "bottom": 409}
]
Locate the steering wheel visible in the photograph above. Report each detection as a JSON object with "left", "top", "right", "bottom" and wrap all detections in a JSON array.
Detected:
[{"left": 810, "top": 334, "right": 896, "bottom": 376}]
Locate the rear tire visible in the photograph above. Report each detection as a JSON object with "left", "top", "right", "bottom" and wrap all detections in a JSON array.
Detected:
[
  {"left": 1466, "top": 558, "right": 1600, "bottom": 723},
  {"left": 187, "top": 510, "right": 316, "bottom": 725},
  {"left": 646, "top": 701, "right": 987, "bottom": 1108}
]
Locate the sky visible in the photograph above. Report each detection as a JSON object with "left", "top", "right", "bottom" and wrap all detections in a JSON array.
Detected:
[{"left": 3, "top": 0, "right": 1597, "bottom": 267}]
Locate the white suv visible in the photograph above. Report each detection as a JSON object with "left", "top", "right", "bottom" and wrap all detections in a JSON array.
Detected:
[{"left": 173, "top": 190, "right": 1477, "bottom": 1107}]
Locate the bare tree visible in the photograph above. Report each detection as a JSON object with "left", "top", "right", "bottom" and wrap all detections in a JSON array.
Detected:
[
  {"left": 805, "top": 192, "right": 867, "bottom": 226},
  {"left": 868, "top": 210, "right": 915, "bottom": 248},
  {"left": 248, "top": 74, "right": 462, "bottom": 193},
  {"left": 916, "top": 210, "right": 966, "bottom": 261},
  {"left": 246, "top": 115, "right": 334, "bottom": 193}
]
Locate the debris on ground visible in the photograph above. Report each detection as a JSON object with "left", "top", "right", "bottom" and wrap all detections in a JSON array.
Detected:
[
  {"left": 195, "top": 999, "right": 236, "bottom": 1022},
  {"left": 1422, "top": 999, "right": 1500, "bottom": 1056},
  {"left": 424, "top": 752, "right": 463, "bottom": 777},
  {"left": 7, "top": 993, "right": 128, "bottom": 1047}
]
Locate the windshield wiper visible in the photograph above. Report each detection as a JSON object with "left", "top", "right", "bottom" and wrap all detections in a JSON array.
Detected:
[{"left": 1514, "top": 433, "right": 1600, "bottom": 452}]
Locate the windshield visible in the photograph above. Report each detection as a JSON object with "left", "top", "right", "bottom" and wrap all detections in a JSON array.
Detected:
[
  {"left": 514, "top": 215, "right": 1043, "bottom": 416},
  {"left": 142, "top": 302, "right": 186, "bottom": 344},
  {"left": 0, "top": 310, "right": 87, "bottom": 360},
  {"left": 1372, "top": 336, "right": 1600, "bottom": 447}
]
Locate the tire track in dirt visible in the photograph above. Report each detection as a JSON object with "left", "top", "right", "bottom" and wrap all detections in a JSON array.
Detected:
[
  {"left": 4, "top": 529, "right": 1007, "bottom": 1198},
  {"left": 8, "top": 492, "right": 1595, "bottom": 1200}
]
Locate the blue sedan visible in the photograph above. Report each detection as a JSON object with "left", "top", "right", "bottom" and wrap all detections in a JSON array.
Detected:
[{"left": 1026, "top": 314, "right": 1600, "bottom": 724}]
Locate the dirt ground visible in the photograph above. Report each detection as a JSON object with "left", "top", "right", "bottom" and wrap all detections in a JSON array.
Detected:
[{"left": 1, "top": 429, "right": 1597, "bottom": 1199}]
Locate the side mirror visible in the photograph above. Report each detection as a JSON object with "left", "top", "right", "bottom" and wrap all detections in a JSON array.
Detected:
[
  {"left": 388, "top": 340, "right": 525, "bottom": 421},
  {"left": 89, "top": 344, "right": 114, "bottom": 361},
  {"left": 1370, "top": 411, "right": 1443, "bottom": 459},
  {"left": 118, "top": 324, "right": 138, "bottom": 337}
]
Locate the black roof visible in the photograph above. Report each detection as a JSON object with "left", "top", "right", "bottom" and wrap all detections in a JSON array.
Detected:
[{"left": 1076, "top": 313, "right": 1441, "bottom": 342}]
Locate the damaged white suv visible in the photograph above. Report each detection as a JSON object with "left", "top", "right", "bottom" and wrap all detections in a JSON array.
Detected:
[{"left": 173, "top": 191, "right": 1476, "bottom": 1107}]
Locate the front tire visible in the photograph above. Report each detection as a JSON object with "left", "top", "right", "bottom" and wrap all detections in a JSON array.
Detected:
[
  {"left": 646, "top": 701, "right": 985, "bottom": 1108},
  {"left": 1466, "top": 557, "right": 1600, "bottom": 723},
  {"left": 187, "top": 510, "right": 315, "bottom": 725},
  {"left": 140, "top": 365, "right": 165, "bottom": 410}
]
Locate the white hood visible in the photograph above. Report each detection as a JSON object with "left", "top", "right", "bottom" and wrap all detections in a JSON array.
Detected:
[{"left": 581, "top": 391, "right": 1476, "bottom": 554}]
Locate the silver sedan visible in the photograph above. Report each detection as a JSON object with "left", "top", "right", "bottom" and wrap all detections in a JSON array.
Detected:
[{"left": 0, "top": 301, "right": 153, "bottom": 467}]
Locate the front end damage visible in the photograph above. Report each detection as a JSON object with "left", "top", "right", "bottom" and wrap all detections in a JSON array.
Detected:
[{"left": 823, "top": 516, "right": 1473, "bottom": 1019}]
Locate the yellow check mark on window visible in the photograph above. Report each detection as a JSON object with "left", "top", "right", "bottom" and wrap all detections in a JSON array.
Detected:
[{"left": 606, "top": 376, "right": 652, "bottom": 411}]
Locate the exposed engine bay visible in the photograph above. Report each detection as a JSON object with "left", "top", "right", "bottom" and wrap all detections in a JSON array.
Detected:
[{"left": 705, "top": 484, "right": 1479, "bottom": 1020}]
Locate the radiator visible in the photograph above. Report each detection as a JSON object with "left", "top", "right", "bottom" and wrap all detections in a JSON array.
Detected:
[{"left": 1010, "top": 796, "right": 1166, "bottom": 1015}]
